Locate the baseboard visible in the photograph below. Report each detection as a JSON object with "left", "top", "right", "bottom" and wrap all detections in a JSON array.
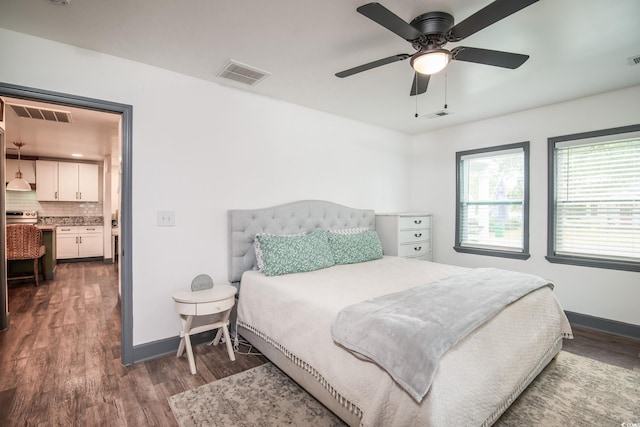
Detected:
[
  {"left": 57, "top": 256, "right": 103, "bottom": 263},
  {"left": 565, "top": 310, "right": 640, "bottom": 340},
  {"left": 132, "top": 330, "right": 218, "bottom": 363}
]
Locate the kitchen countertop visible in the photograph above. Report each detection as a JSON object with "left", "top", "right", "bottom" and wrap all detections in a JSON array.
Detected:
[{"left": 39, "top": 216, "right": 104, "bottom": 226}]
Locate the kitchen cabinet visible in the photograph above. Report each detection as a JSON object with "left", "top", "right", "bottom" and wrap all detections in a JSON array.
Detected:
[
  {"left": 56, "top": 226, "right": 104, "bottom": 259},
  {"left": 376, "top": 213, "right": 433, "bottom": 261},
  {"left": 35, "top": 160, "right": 58, "bottom": 200},
  {"left": 36, "top": 160, "right": 99, "bottom": 202}
]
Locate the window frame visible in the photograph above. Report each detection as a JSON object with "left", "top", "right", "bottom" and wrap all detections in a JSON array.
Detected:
[
  {"left": 546, "top": 124, "right": 640, "bottom": 272},
  {"left": 454, "top": 141, "right": 530, "bottom": 260}
]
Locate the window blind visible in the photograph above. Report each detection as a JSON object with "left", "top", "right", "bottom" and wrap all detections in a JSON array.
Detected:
[
  {"left": 554, "top": 138, "right": 640, "bottom": 262},
  {"left": 458, "top": 145, "right": 527, "bottom": 253}
]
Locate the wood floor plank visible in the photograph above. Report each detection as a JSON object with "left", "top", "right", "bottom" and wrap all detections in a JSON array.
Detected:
[{"left": 0, "top": 387, "right": 16, "bottom": 422}]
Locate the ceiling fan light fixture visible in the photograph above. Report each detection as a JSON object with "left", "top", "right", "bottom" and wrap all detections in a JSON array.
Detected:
[{"left": 411, "top": 49, "right": 450, "bottom": 75}]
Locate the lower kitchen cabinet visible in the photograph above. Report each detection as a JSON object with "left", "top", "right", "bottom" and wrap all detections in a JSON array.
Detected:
[{"left": 56, "top": 226, "right": 104, "bottom": 259}]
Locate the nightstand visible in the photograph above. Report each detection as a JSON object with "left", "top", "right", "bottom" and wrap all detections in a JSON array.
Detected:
[
  {"left": 172, "top": 284, "right": 237, "bottom": 374},
  {"left": 376, "top": 213, "right": 433, "bottom": 261}
]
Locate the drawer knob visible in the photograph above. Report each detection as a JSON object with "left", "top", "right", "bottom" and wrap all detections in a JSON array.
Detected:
[
  {"left": 414, "top": 233, "right": 422, "bottom": 238},
  {"left": 414, "top": 246, "right": 422, "bottom": 251},
  {"left": 414, "top": 220, "right": 422, "bottom": 225}
]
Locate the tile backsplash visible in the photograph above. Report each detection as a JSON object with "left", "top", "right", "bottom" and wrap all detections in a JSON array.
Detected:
[{"left": 6, "top": 190, "right": 103, "bottom": 217}]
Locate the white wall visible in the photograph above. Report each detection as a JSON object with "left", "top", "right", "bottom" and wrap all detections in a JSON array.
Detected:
[
  {"left": 0, "top": 28, "right": 411, "bottom": 345},
  {"left": 410, "top": 85, "right": 640, "bottom": 326}
]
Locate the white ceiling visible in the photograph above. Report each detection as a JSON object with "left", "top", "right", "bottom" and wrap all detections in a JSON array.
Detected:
[
  {"left": 2, "top": 96, "right": 121, "bottom": 162},
  {"left": 1, "top": 0, "right": 640, "bottom": 154}
]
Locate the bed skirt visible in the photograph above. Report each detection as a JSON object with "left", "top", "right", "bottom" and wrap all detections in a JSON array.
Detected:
[{"left": 238, "top": 324, "right": 563, "bottom": 427}]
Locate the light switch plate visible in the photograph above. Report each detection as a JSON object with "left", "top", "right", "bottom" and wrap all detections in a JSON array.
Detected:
[{"left": 157, "top": 210, "right": 175, "bottom": 226}]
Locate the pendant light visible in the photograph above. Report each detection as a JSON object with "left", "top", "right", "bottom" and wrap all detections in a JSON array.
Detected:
[{"left": 6, "top": 142, "right": 32, "bottom": 192}]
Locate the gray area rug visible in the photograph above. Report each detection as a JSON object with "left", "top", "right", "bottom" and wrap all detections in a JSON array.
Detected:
[{"left": 169, "top": 351, "right": 640, "bottom": 426}]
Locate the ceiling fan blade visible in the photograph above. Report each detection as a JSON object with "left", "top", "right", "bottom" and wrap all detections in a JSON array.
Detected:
[
  {"left": 410, "top": 72, "right": 430, "bottom": 96},
  {"left": 357, "top": 3, "right": 424, "bottom": 41},
  {"left": 335, "top": 54, "right": 411, "bottom": 78},
  {"left": 447, "top": 0, "right": 539, "bottom": 41},
  {"left": 451, "top": 47, "right": 529, "bottom": 69}
]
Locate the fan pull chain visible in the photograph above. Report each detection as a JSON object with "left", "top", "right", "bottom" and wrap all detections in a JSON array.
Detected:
[
  {"left": 444, "top": 71, "right": 448, "bottom": 111},
  {"left": 414, "top": 73, "right": 419, "bottom": 118}
]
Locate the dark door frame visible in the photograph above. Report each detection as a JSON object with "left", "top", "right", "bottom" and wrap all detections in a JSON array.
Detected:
[{"left": 0, "top": 82, "right": 134, "bottom": 365}]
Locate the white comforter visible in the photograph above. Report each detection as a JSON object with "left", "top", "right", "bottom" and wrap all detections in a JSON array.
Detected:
[{"left": 237, "top": 257, "right": 572, "bottom": 427}]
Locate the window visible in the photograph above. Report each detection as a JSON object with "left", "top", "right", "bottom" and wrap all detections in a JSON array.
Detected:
[
  {"left": 455, "top": 142, "right": 530, "bottom": 259},
  {"left": 547, "top": 124, "right": 640, "bottom": 272}
]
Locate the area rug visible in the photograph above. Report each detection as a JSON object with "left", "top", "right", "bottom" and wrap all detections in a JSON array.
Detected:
[{"left": 169, "top": 351, "right": 640, "bottom": 426}]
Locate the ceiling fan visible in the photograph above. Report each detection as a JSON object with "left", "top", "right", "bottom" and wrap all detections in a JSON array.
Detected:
[{"left": 335, "top": 0, "right": 539, "bottom": 96}]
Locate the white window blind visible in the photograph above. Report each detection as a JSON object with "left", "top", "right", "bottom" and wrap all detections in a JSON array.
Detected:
[
  {"left": 458, "top": 145, "right": 527, "bottom": 254},
  {"left": 553, "top": 137, "right": 640, "bottom": 262}
]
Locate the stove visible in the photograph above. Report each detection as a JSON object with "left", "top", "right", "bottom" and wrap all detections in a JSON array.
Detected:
[{"left": 6, "top": 210, "right": 39, "bottom": 225}]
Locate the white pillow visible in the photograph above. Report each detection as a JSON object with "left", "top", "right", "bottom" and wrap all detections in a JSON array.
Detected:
[{"left": 328, "top": 227, "right": 369, "bottom": 235}]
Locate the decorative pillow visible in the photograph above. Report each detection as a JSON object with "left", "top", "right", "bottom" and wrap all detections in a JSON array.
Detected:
[
  {"left": 254, "top": 232, "right": 305, "bottom": 272},
  {"left": 255, "top": 231, "right": 335, "bottom": 276},
  {"left": 254, "top": 237, "right": 265, "bottom": 272},
  {"left": 327, "top": 230, "right": 383, "bottom": 265},
  {"left": 328, "top": 227, "right": 370, "bottom": 235}
]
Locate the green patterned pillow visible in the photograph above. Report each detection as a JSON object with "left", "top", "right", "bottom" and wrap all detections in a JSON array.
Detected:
[
  {"left": 327, "top": 230, "right": 383, "bottom": 265},
  {"left": 255, "top": 231, "right": 335, "bottom": 276}
]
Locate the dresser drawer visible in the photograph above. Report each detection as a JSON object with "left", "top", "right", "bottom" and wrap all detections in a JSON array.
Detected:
[
  {"left": 174, "top": 296, "right": 235, "bottom": 316},
  {"left": 376, "top": 213, "right": 433, "bottom": 262},
  {"left": 399, "top": 229, "right": 430, "bottom": 243},
  {"left": 398, "top": 216, "right": 430, "bottom": 230},
  {"left": 398, "top": 243, "right": 430, "bottom": 258}
]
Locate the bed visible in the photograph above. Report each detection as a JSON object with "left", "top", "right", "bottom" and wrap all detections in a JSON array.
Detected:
[{"left": 229, "top": 200, "right": 572, "bottom": 426}]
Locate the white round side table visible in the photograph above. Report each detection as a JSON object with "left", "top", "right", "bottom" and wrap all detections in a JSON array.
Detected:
[{"left": 172, "top": 284, "right": 237, "bottom": 374}]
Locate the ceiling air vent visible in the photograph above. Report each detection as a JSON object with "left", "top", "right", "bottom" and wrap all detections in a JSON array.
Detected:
[
  {"left": 423, "top": 109, "right": 451, "bottom": 119},
  {"left": 627, "top": 54, "right": 640, "bottom": 66},
  {"left": 217, "top": 60, "right": 271, "bottom": 86},
  {"left": 8, "top": 103, "right": 72, "bottom": 123}
]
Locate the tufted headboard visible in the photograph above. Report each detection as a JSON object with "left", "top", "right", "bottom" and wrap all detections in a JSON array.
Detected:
[{"left": 228, "top": 200, "right": 376, "bottom": 283}]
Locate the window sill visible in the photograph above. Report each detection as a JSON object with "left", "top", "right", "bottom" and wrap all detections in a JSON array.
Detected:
[
  {"left": 545, "top": 255, "right": 640, "bottom": 272},
  {"left": 453, "top": 246, "right": 530, "bottom": 260}
]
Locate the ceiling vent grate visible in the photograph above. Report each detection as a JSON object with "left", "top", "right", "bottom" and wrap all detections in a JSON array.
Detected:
[
  {"left": 217, "top": 60, "right": 271, "bottom": 86},
  {"left": 423, "top": 109, "right": 451, "bottom": 119},
  {"left": 8, "top": 103, "right": 72, "bottom": 123},
  {"left": 627, "top": 55, "right": 640, "bottom": 66}
]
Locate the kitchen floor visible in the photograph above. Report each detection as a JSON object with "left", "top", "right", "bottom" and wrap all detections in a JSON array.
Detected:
[{"left": 0, "top": 262, "right": 637, "bottom": 425}]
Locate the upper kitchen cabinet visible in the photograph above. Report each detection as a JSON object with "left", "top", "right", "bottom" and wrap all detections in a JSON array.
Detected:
[
  {"left": 59, "top": 162, "right": 99, "bottom": 202},
  {"left": 35, "top": 160, "right": 58, "bottom": 201},
  {"left": 36, "top": 160, "right": 99, "bottom": 202}
]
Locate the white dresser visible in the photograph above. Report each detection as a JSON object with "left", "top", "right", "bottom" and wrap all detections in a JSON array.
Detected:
[{"left": 375, "top": 213, "right": 432, "bottom": 261}]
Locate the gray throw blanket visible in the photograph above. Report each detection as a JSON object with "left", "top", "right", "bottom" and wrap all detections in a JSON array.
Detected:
[{"left": 331, "top": 268, "right": 552, "bottom": 402}]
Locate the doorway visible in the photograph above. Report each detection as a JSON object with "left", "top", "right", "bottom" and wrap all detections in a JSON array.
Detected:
[{"left": 0, "top": 82, "right": 133, "bottom": 364}]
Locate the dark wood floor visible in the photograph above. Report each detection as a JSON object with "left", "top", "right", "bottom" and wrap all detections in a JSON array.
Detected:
[
  {"left": 1, "top": 261, "right": 638, "bottom": 426},
  {"left": 0, "top": 261, "right": 266, "bottom": 426}
]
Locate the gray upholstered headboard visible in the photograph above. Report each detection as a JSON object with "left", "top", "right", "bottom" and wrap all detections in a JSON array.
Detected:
[{"left": 228, "top": 200, "right": 376, "bottom": 283}]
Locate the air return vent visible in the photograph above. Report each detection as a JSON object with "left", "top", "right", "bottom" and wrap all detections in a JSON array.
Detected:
[
  {"left": 627, "top": 54, "right": 640, "bottom": 66},
  {"left": 8, "top": 103, "right": 72, "bottom": 123},
  {"left": 216, "top": 60, "right": 271, "bottom": 86},
  {"left": 423, "top": 109, "right": 451, "bottom": 119}
]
